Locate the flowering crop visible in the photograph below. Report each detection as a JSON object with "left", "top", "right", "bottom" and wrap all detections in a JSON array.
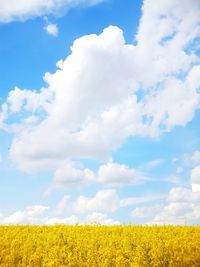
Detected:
[{"left": 0, "top": 225, "right": 200, "bottom": 266}]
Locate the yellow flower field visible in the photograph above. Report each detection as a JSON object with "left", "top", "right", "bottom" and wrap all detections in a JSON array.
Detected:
[{"left": 0, "top": 225, "right": 200, "bottom": 267}]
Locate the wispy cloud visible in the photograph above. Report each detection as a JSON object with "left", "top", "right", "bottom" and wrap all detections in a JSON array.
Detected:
[{"left": 0, "top": 0, "right": 106, "bottom": 23}]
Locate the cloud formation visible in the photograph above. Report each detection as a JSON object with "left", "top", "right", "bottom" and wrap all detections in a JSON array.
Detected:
[
  {"left": 49, "top": 160, "right": 146, "bottom": 192},
  {"left": 55, "top": 189, "right": 165, "bottom": 216},
  {"left": 1, "top": 0, "right": 199, "bottom": 175},
  {"left": 0, "top": 205, "right": 49, "bottom": 224},
  {"left": 132, "top": 187, "right": 200, "bottom": 225},
  {"left": 0, "top": 0, "right": 105, "bottom": 23}
]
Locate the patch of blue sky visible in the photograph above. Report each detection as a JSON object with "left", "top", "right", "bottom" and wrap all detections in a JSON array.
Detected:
[
  {"left": 184, "top": 36, "right": 200, "bottom": 55},
  {"left": 0, "top": 168, "right": 49, "bottom": 212}
]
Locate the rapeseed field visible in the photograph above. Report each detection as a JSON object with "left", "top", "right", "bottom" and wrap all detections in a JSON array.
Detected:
[{"left": 0, "top": 225, "right": 200, "bottom": 267}]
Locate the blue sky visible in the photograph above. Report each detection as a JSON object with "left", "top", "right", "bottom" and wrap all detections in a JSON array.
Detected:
[{"left": 0, "top": 0, "right": 200, "bottom": 225}]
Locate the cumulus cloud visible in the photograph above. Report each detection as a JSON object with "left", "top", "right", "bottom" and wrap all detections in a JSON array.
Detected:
[
  {"left": 152, "top": 202, "right": 192, "bottom": 225},
  {"left": 0, "top": 199, "right": 120, "bottom": 225},
  {"left": 0, "top": 0, "right": 105, "bottom": 23},
  {"left": 1, "top": 0, "right": 199, "bottom": 175},
  {"left": 0, "top": 205, "right": 49, "bottom": 225},
  {"left": 45, "top": 213, "right": 119, "bottom": 225},
  {"left": 167, "top": 187, "right": 192, "bottom": 202},
  {"left": 45, "top": 215, "right": 79, "bottom": 225},
  {"left": 0, "top": 192, "right": 121, "bottom": 225},
  {"left": 48, "top": 160, "right": 146, "bottom": 192},
  {"left": 0, "top": 187, "right": 191, "bottom": 225},
  {"left": 135, "top": 158, "right": 200, "bottom": 224},
  {"left": 132, "top": 205, "right": 163, "bottom": 219},
  {"left": 6, "top": 86, "right": 53, "bottom": 115},
  {"left": 192, "top": 184, "right": 200, "bottom": 193},
  {"left": 86, "top": 212, "right": 120, "bottom": 225},
  {"left": 51, "top": 161, "right": 94, "bottom": 189},
  {"left": 0, "top": 206, "right": 120, "bottom": 225},
  {"left": 53, "top": 189, "right": 120, "bottom": 215},
  {"left": 55, "top": 189, "right": 166, "bottom": 217},
  {"left": 74, "top": 189, "right": 120, "bottom": 214},
  {"left": 96, "top": 160, "right": 146, "bottom": 186},
  {"left": 150, "top": 187, "right": 200, "bottom": 225},
  {"left": 7, "top": 26, "right": 143, "bottom": 172}
]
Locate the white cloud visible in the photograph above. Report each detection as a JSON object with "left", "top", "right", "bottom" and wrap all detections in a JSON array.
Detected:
[
  {"left": 1, "top": 187, "right": 160, "bottom": 225},
  {"left": 0, "top": 198, "right": 120, "bottom": 225},
  {"left": 96, "top": 160, "right": 146, "bottom": 186},
  {"left": 44, "top": 23, "right": 58, "bottom": 36},
  {"left": 8, "top": 26, "right": 143, "bottom": 171},
  {"left": 152, "top": 202, "right": 193, "bottom": 225},
  {"left": 0, "top": 205, "right": 49, "bottom": 224},
  {"left": 143, "top": 73, "right": 200, "bottom": 133},
  {"left": 52, "top": 161, "right": 94, "bottom": 189},
  {"left": 45, "top": 215, "right": 79, "bottom": 225},
  {"left": 132, "top": 205, "right": 163, "bottom": 219},
  {"left": 0, "top": 205, "right": 120, "bottom": 225},
  {"left": 167, "top": 187, "right": 192, "bottom": 202},
  {"left": 6, "top": 86, "right": 53, "bottom": 115},
  {"left": 0, "top": 0, "right": 105, "bottom": 23},
  {"left": 192, "top": 184, "right": 200, "bottom": 193},
  {"left": 136, "top": 0, "right": 200, "bottom": 85},
  {"left": 49, "top": 160, "right": 146, "bottom": 192},
  {"left": 86, "top": 212, "right": 120, "bottom": 225},
  {"left": 150, "top": 187, "right": 200, "bottom": 225},
  {"left": 2, "top": 186, "right": 198, "bottom": 225},
  {"left": 45, "top": 213, "right": 119, "bottom": 225},
  {"left": 55, "top": 189, "right": 165, "bottom": 218},
  {"left": 1, "top": 0, "right": 200, "bottom": 177},
  {"left": 191, "top": 165, "right": 200, "bottom": 184},
  {"left": 74, "top": 189, "right": 120, "bottom": 214}
]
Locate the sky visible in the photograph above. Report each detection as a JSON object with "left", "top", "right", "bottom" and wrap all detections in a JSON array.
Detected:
[{"left": 0, "top": 0, "right": 200, "bottom": 225}]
